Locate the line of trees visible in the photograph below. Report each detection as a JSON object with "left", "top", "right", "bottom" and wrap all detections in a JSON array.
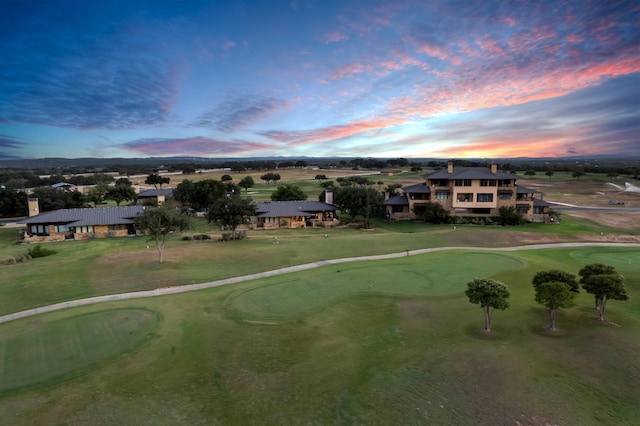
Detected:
[{"left": 466, "top": 264, "right": 629, "bottom": 333}]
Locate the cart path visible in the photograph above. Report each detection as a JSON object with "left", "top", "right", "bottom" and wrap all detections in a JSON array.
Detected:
[{"left": 2, "top": 242, "right": 638, "bottom": 325}]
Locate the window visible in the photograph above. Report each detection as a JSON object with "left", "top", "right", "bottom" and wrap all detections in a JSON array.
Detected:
[
  {"left": 480, "top": 180, "right": 497, "bottom": 186},
  {"left": 75, "top": 225, "right": 94, "bottom": 233},
  {"left": 454, "top": 179, "right": 472, "bottom": 186},
  {"left": 431, "top": 179, "right": 448, "bottom": 186},
  {"left": 477, "top": 193, "right": 494, "bottom": 202},
  {"left": 30, "top": 224, "right": 49, "bottom": 235},
  {"left": 54, "top": 225, "right": 69, "bottom": 233},
  {"left": 498, "top": 192, "right": 512, "bottom": 200},
  {"left": 498, "top": 179, "right": 512, "bottom": 187},
  {"left": 436, "top": 191, "right": 449, "bottom": 200},
  {"left": 456, "top": 193, "right": 473, "bottom": 202}
]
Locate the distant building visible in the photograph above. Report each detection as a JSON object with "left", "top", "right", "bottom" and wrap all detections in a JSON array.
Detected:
[
  {"left": 254, "top": 200, "right": 337, "bottom": 229},
  {"left": 384, "top": 161, "right": 552, "bottom": 222}
]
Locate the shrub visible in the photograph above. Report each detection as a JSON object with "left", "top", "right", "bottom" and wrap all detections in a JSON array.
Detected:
[
  {"left": 220, "top": 232, "right": 232, "bottom": 241},
  {"left": 181, "top": 236, "right": 193, "bottom": 241},
  {"left": 28, "top": 245, "right": 57, "bottom": 258},
  {"left": 195, "top": 234, "right": 211, "bottom": 240}
]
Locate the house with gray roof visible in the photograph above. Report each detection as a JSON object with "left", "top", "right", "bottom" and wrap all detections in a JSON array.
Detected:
[
  {"left": 21, "top": 198, "right": 144, "bottom": 242},
  {"left": 137, "top": 188, "right": 174, "bottom": 205},
  {"left": 384, "top": 161, "right": 552, "bottom": 222},
  {"left": 254, "top": 200, "right": 337, "bottom": 229}
]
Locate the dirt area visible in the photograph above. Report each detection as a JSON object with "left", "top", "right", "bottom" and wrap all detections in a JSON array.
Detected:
[
  {"left": 562, "top": 210, "right": 640, "bottom": 233},
  {"left": 524, "top": 178, "right": 639, "bottom": 208}
]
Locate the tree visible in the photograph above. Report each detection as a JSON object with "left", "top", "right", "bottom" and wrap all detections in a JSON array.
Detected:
[
  {"left": 531, "top": 269, "right": 580, "bottom": 293},
  {"left": 545, "top": 171, "right": 554, "bottom": 179},
  {"left": 134, "top": 206, "right": 190, "bottom": 263},
  {"left": 497, "top": 206, "right": 524, "bottom": 225},
  {"left": 0, "top": 189, "right": 28, "bottom": 217},
  {"left": 413, "top": 202, "right": 451, "bottom": 224},
  {"left": 334, "top": 186, "right": 384, "bottom": 229},
  {"left": 572, "top": 170, "right": 585, "bottom": 180},
  {"left": 207, "top": 194, "right": 256, "bottom": 240},
  {"left": 174, "top": 179, "right": 227, "bottom": 211},
  {"left": 260, "top": 173, "right": 281, "bottom": 184},
  {"left": 238, "top": 176, "right": 255, "bottom": 193},
  {"left": 524, "top": 170, "right": 536, "bottom": 178},
  {"left": 579, "top": 263, "right": 629, "bottom": 321},
  {"left": 534, "top": 281, "right": 576, "bottom": 331},
  {"left": 271, "top": 184, "right": 307, "bottom": 201},
  {"left": 106, "top": 179, "right": 136, "bottom": 206},
  {"left": 221, "top": 174, "right": 233, "bottom": 182},
  {"left": 86, "top": 183, "right": 109, "bottom": 207},
  {"left": 145, "top": 173, "right": 170, "bottom": 188},
  {"left": 465, "top": 278, "right": 510, "bottom": 333}
]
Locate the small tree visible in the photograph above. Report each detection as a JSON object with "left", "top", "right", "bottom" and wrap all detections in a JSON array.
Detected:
[
  {"left": 221, "top": 174, "right": 233, "bottom": 182},
  {"left": 545, "top": 171, "right": 554, "bottom": 179},
  {"left": 271, "top": 184, "right": 307, "bottom": 201},
  {"left": 534, "top": 281, "right": 576, "bottom": 331},
  {"left": 145, "top": 173, "right": 170, "bottom": 188},
  {"left": 207, "top": 194, "right": 256, "bottom": 240},
  {"left": 106, "top": 179, "right": 136, "bottom": 206},
  {"left": 465, "top": 278, "right": 510, "bottom": 333},
  {"left": 524, "top": 170, "right": 536, "bottom": 178},
  {"left": 572, "top": 171, "right": 585, "bottom": 180},
  {"left": 531, "top": 269, "right": 580, "bottom": 293},
  {"left": 413, "top": 202, "right": 451, "bottom": 224},
  {"left": 579, "top": 263, "right": 629, "bottom": 321},
  {"left": 134, "top": 206, "right": 190, "bottom": 263},
  {"left": 498, "top": 206, "right": 524, "bottom": 225},
  {"left": 86, "top": 182, "right": 109, "bottom": 207},
  {"left": 238, "top": 176, "right": 255, "bottom": 193}
]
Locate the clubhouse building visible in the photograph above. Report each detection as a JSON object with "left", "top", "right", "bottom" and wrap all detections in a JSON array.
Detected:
[{"left": 384, "top": 162, "right": 552, "bottom": 222}]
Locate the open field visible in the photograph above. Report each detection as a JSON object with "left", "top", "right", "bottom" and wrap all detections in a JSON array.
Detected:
[{"left": 0, "top": 173, "right": 639, "bottom": 424}]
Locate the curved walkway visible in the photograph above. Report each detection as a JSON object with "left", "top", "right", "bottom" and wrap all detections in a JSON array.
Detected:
[{"left": 1, "top": 242, "right": 638, "bottom": 325}]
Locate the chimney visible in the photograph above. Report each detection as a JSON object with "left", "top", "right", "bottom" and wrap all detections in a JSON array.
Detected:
[
  {"left": 491, "top": 162, "right": 498, "bottom": 174},
  {"left": 28, "top": 198, "right": 40, "bottom": 217},
  {"left": 324, "top": 189, "right": 334, "bottom": 205},
  {"left": 447, "top": 161, "right": 454, "bottom": 174}
]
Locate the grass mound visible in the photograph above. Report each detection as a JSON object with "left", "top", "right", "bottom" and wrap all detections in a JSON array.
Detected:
[{"left": 0, "top": 308, "right": 158, "bottom": 391}]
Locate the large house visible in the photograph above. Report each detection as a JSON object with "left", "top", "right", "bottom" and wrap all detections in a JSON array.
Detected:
[
  {"left": 21, "top": 198, "right": 143, "bottom": 242},
  {"left": 137, "top": 188, "right": 174, "bottom": 205},
  {"left": 384, "top": 162, "right": 552, "bottom": 222},
  {"left": 254, "top": 200, "right": 338, "bottom": 229}
]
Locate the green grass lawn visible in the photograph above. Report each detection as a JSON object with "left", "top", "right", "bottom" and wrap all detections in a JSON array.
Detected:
[{"left": 0, "top": 246, "right": 638, "bottom": 424}]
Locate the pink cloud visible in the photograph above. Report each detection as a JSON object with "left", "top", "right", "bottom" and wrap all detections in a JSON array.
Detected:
[
  {"left": 259, "top": 116, "right": 406, "bottom": 147},
  {"left": 332, "top": 62, "right": 368, "bottom": 79},
  {"left": 222, "top": 39, "right": 236, "bottom": 50},
  {"left": 323, "top": 31, "right": 348, "bottom": 43}
]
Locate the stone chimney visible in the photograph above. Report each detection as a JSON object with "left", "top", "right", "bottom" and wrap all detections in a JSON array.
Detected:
[
  {"left": 447, "top": 161, "right": 454, "bottom": 174},
  {"left": 324, "top": 189, "right": 334, "bottom": 205},
  {"left": 28, "top": 197, "right": 40, "bottom": 217},
  {"left": 491, "top": 162, "right": 498, "bottom": 174}
]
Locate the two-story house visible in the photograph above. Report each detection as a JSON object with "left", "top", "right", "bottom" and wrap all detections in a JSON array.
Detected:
[{"left": 384, "top": 162, "right": 551, "bottom": 222}]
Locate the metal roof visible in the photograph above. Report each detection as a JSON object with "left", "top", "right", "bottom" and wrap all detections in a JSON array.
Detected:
[
  {"left": 516, "top": 186, "right": 538, "bottom": 194},
  {"left": 255, "top": 201, "right": 336, "bottom": 218},
  {"left": 138, "top": 188, "right": 174, "bottom": 198},
  {"left": 383, "top": 195, "right": 409, "bottom": 206},
  {"left": 20, "top": 206, "right": 145, "bottom": 226},
  {"left": 425, "top": 167, "right": 516, "bottom": 180},
  {"left": 402, "top": 183, "right": 431, "bottom": 193}
]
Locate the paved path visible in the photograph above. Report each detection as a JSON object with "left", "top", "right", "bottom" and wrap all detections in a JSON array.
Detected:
[{"left": 1, "top": 242, "right": 638, "bottom": 325}]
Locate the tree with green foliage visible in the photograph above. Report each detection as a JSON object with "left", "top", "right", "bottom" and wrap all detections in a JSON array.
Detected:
[
  {"left": 145, "top": 172, "right": 170, "bottom": 188},
  {"left": 174, "top": 179, "right": 227, "bottom": 211},
  {"left": 0, "top": 189, "right": 28, "bottom": 217},
  {"left": 271, "top": 184, "right": 307, "bottom": 201},
  {"left": 238, "top": 176, "right": 255, "bottom": 193},
  {"left": 465, "top": 278, "right": 510, "bottom": 333},
  {"left": 31, "top": 187, "right": 85, "bottom": 211},
  {"left": 545, "top": 171, "right": 554, "bottom": 179},
  {"left": 86, "top": 182, "right": 110, "bottom": 207},
  {"left": 524, "top": 170, "right": 536, "bottom": 178},
  {"left": 413, "top": 202, "right": 451, "bottom": 224},
  {"left": 334, "top": 186, "right": 384, "bottom": 229},
  {"left": 579, "top": 263, "right": 629, "bottom": 321},
  {"left": 260, "top": 173, "right": 281, "bottom": 184},
  {"left": 498, "top": 206, "right": 524, "bottom": 225},
  {"left": 534, "top": 281, "right": 576, "bottom": 331},
  {"left": 106, "top": 179, "right": 136, "bottom": 206},
  {"left": 572, "top": 170, "right": 585, "bottom": 180},
  {"left": 531, "top": 269, "right": 580, "bottom": 293},
  {"left": 134, "top": 206, "right": 190, "bottom": 263},
  {"left": 221, "top": 174, "right": 233, "bottom": 182},
  {"left": 207, "top": 194, "right": 256, "bottom": 240}
]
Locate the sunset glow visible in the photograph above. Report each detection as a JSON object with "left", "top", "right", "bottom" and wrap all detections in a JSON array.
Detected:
[{"left": 1, "top": 0, "right": 638, "bottom": 160}]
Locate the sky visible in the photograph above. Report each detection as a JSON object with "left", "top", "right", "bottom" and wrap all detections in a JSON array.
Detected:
[{"left": 1, "top": 0, "right": 639, "bottom": 160}]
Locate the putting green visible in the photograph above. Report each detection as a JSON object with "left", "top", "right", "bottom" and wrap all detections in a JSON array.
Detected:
[
  {"left": 230, "top": 252, "right": 524, "bottom": 318},
  {"left": 0, "top": 308, "right": 158, "bottom": 391},
  {"left": 568, "top": 248, "right": 640, "bottom": 271}
]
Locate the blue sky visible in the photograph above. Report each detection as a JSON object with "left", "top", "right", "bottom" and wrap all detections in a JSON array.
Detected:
[{"left": 1, "top": 0, "right": 638, "bottom": 160}]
